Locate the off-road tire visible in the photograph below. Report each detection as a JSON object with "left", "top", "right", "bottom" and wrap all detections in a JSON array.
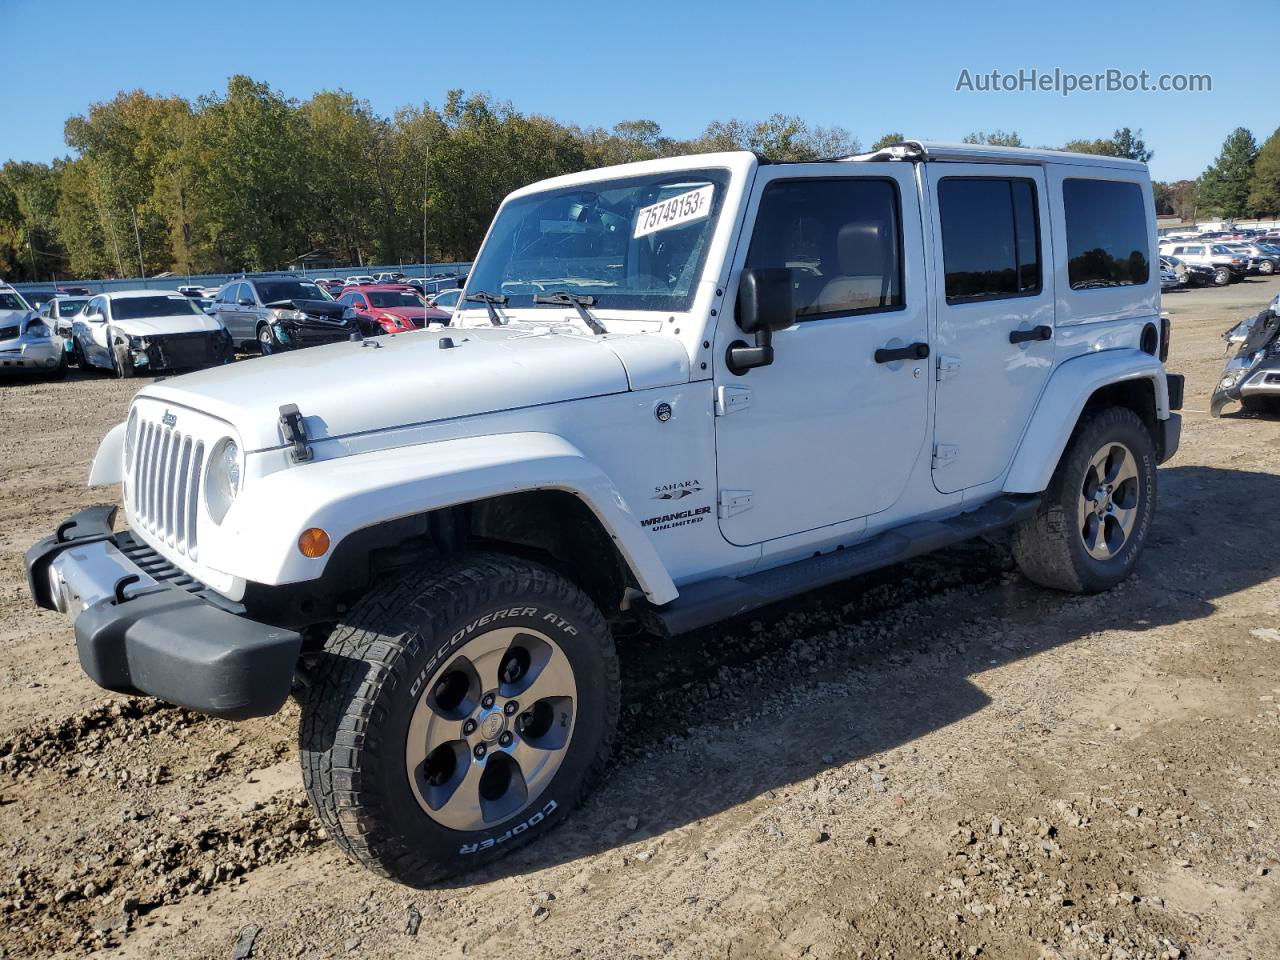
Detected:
[
  {"left": 1012, "top": 406, "right": 1156, "bottom": 593},
  {"left": 299, "top": 553, "right": 619, "bottom": 887}
]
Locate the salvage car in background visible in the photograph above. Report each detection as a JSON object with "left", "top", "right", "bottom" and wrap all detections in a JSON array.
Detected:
[
  {"left": 337, "top": 284, "right": 450, "bottom": 333},
  {"left": 0, "top": 284, "right": 65, "bottom": 379},
  {"left": 36, "top": 294, "right": 90, "bottom": 364},
  {"left": 71, "top": 290, "right": 232, "bottom": 378},
  {"left": 210, "top": 277, "right": 365, "bottom": 354},
  {"left": 1159, "top": 240, "right": 1248, "bottom": 285},
  {"left": 1161, "top": 254, "right": 1215, "bottom": 288}
]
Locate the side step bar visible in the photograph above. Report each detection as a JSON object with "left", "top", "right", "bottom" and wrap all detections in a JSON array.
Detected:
[{"left": 642, "top": 494, "right": 1040, "bottom": 637}]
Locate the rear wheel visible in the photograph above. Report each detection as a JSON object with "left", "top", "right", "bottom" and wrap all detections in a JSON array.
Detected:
[
  {"left": 1012, "top": 406, "right": 1156, "bottom": 593},
  {"left": 300, "top": 553, "right": 619, "bottom": 886},
  {"left": 1259, "top": 260, "right": 1275, "bottom": 275}
]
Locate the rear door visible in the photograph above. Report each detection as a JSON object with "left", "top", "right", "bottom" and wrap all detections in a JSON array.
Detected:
[
  {"left": 926, "top": 165, "right": 1054, "bottom": 493},
  {"left": 713, "top": 163, "right": 930, "bottom": 546}
]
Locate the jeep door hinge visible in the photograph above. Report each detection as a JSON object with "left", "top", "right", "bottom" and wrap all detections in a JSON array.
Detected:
[
  {"left": 936, "top": 355, "right": 961, "bottom": 381},
  {"left": 715, "top": 385, "right": 752, "bottom": 416},
  {"left": 932, "top": 444, "right": 959, "bottom": 469},
  {"left": 718, "top": 489, "right": 754, "bottom": 519},
  {"left": 279, "top": 404, "right": 314, "bottom": 463}
]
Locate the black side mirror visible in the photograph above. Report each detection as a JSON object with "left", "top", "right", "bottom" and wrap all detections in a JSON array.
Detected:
[
  {"left": 238, "top": 297, "right": 254, "bottom": 307},
  {"left": 727, "top": 268, "right": 793, "bottom": 375}
]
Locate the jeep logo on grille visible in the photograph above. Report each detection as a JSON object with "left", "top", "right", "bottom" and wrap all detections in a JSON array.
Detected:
[{"left": 161, "top": 410, "right": 177, "bottom": 427}]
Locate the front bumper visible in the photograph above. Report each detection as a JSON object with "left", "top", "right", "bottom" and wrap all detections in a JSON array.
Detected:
[
  {"left": 0, "top": 337, "right": 61, "bottom": 372},
  {"left": 26, "top": 506, "right": 301, "bottom": 720},
  {"left": 132, "top": 331, "right": 230, "bottom": 371}
]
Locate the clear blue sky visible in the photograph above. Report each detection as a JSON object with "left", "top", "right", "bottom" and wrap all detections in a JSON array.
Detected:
[{"left": 1, "top": 0, "right": 1270, "bottom": 182}]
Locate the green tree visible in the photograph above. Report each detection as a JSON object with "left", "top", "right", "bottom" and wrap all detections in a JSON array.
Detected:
[
  {"left": 692, "top": 114, "right": 858, "bottom": 161},
  {"left": 1062, "top": 127, "right": 1153, "bottom": 162},
  {"left": 963, "top": 130, "right": 1024, "bottom": 147},
  {"left": 1247, "top": 127, "right": 1280, "bottom": 217},
  {"left": 871, "top": 132, "right": 906, "bottom": 150},
  {"left": 1199, "top": 127, "right": 1258, "bottom": 220}
]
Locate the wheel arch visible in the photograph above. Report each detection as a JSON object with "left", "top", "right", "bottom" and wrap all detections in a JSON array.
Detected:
[
  {"left": 1005, "top": 348, "right": 1169, "bottom": 494},
  {"left": 211, "top": 432, "right": 679, "bottom": 618}
]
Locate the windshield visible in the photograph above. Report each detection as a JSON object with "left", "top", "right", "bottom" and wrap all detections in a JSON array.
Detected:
[
  {"left": 58, "top": 298, "right": 88, "bottom": 314},
  {"left": 467, "top": 168, "right": 730, "bottom": 311},
  {"left": 112, "top": 295, "right": 204, "bottom": 320},
  {"left": 0, "top": 292, "right": 30, "bottom": 311},
  {"left": 367, "top": 291, "right": 425, "bottom": 308},
  {"left": 257, "top": 280, "right": 332, "bottom": 303}
]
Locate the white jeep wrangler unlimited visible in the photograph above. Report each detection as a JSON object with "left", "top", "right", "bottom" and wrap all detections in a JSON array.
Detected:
[{"left": 28, "top": 142, "right": 1183, "bottom": 886}]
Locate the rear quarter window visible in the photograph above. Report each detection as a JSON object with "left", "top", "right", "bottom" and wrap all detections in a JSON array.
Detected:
[{"left": 1063, "top": 179, "right": 1151, "bottom": 290}]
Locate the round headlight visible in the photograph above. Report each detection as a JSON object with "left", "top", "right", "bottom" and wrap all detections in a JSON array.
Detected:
[
  {"left": 205, "top": 438, "right": 241, "bottom": 524},
  {"left": 124, "top": 408, "right": 139, "bottom": 469}
]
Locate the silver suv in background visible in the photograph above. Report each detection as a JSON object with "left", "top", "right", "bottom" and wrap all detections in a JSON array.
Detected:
[{"left": 210, "top": 277, "right": 362, "bottom": 354}]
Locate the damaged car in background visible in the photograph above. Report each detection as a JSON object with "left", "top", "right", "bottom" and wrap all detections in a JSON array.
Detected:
[
  {"left": 1211, "top": 293, "right": 1280, "bottom": 416},
  {"left": 71, "top": 290, "right": 232, "bottom": 378},
  {"left": 209, "top": 277, "right": 368, "bottom": 355},
  {"left": 0, "top": 283, "right": 66, "bottom": 379}
]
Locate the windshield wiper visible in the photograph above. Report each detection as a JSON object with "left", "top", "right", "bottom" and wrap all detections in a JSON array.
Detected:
[
  {"left": 465, "top": 291, "right": 508, "bottom": 326},
  {"left": 532, "top": 291, "right": 606, "bottom": 335}
]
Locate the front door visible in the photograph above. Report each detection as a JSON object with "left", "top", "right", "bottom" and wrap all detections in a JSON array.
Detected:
[
  {"left": 714, "top": 164, "right": 930, "bottom": 546},
  {"left": 926, "top": 165, "right": 1055, "bottom": 494}
]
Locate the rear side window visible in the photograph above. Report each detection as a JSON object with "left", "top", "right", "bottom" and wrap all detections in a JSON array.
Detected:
[
  {"left": 745, "top": 178, "right": 904, "bottom": 320},
  {"left": 938, "top": 178, "right": 1041, "bottom": 304},
  {"left": 1063, "top": 179, "right": 1150, "bottom": 289}
]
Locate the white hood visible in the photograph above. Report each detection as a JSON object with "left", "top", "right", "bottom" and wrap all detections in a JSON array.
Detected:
[
  {"left": 113, "top": 313, "right": 224, "bottom": 338},
  {"left": 138, "top": 326, "right": 690, "bottom": 450}
]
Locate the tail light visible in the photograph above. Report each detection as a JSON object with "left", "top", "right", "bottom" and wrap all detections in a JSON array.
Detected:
[{"left": 1159, "top": 316, "right": 1171, "bottom": 363}]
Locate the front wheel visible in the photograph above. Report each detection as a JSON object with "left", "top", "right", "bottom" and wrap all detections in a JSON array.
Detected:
[
  {"left": 300, "top": 554, "right": 619, "bottom": 886},
  {"left": 111, "top": 332, "right": 135, "bottom": 379},
  {"left": 1213, "top": 266, "right": 1231, "bottom": 286},
  {"left": 1012, "top": 406, "right": 1156, "bottom": 593},
  {"left": 257, "top": 323, "right": 277, "bottom": 355}
]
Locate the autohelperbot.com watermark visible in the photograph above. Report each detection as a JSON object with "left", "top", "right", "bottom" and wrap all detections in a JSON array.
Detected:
[{"left": 955, "top": 68, "right": 1211, "bottom": 97}]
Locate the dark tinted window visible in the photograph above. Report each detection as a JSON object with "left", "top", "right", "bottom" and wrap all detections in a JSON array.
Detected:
[
  {"left": 111, "top": 295, "right": 203, "bottom": 320},
  {"left": 745, "top": 178, "right": 903, "bottom": 320},
  {"left": 368, "top": 291, "right": 424, "bottom": 308},
  {"left": 255, "top": 279, "right": 329, "bottom": 303},
  {"left": 1063, "top": 179, "right": 1150, "bottom": 289},
  {"left": 938, "top": 178, "right": 1041, "bottom": 303}
]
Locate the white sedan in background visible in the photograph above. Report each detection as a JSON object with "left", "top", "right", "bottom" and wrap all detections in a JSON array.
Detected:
[{"left": 72, "top": 290, "right": 232, "bottom": 378}]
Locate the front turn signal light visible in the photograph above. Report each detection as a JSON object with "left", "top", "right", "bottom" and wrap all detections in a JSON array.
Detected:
[{"left": 298, "top": 527, "right": 331, "bottom": 558}]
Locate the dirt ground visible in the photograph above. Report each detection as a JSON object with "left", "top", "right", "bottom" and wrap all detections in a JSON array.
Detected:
[{"left": 1, "top": 277, "right": 1278, "bottom": 960}]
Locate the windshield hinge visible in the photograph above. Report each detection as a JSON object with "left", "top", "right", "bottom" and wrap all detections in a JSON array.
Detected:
[
  {"left": 718, "top": 489, "right": 754, "bottom": 519},
  {"left": 715, "top": 385, "right": 752, "bottom": 416},
  {"left": 279, "top": 404, "right": 313, "bottom": 463},
  {"left": 936, "top": 355, "right": 961, "bottom": 381}
]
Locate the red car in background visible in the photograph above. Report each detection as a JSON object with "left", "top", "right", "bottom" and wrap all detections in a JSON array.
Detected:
[{"left": 336, "top": 285, "right": 450, "bottom": 334}]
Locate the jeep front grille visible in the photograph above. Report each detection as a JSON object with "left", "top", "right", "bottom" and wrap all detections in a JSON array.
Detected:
[{"left": 131, "top": 418, "right": 205, "bottom": 559}]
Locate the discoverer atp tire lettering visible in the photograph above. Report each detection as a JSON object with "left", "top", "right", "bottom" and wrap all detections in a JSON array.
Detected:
[{"left": 299, "top": 553, "right": 620, "bottom": 887}]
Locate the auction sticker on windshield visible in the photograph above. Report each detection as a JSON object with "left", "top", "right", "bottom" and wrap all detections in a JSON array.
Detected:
[{"left": 634, "top": 185, "right": 714, "bottom": 238}]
